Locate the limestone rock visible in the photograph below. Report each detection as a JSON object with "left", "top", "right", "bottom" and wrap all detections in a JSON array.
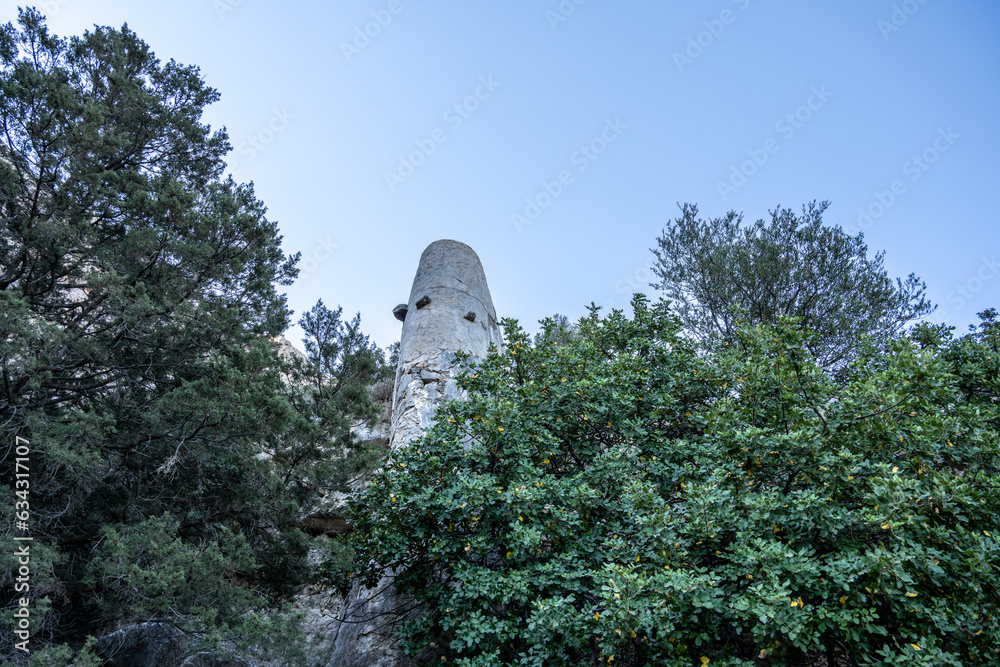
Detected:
[
  {"left": 390, "top": 239, "right": 503, "bottom": 450},
  {"left": 299, "top": 491, "right": 352, "bottom": 534},
  {"left": 352, "top": 424, "right": 388, "bottom": 448},
  {"left": 96, "top": 624, "right": 247, "bottom": 667},
  {"left": 328, "top": 240, "right": 502, "bottom": 666},
  {"left": 272, "top": 335, "right": 309, "bottom": 365},
  {"left": 283, "top": 584, "right": 345, "bottom": 666}
]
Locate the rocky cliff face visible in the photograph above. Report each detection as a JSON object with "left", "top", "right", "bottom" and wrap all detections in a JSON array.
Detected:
[{"left": 327, "top": 240, "right": 502, "bottom": 667}]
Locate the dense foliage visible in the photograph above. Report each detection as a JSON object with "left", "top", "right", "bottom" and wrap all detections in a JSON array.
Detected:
[
  {"left": 346, "top": 297, "right": 999, "bottom": 666},
  {"left": 282, "top": 300, "right": 390, "bottom": 503},
  {"left": 0, "top": 11, "right": 386, "bottom": 663},
  {"left": 650, "top": 201, "right": 933, "bottom": 369}
]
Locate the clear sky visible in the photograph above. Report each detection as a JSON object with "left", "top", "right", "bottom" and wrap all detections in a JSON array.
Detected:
[{"left": 18, "top": 0, "right": 1000, "bottom": 351}]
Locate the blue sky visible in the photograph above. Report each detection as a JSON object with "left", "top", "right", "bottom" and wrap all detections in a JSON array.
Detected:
[{"left": 21, "top": 0, "right": 1000, "bottom": 351}]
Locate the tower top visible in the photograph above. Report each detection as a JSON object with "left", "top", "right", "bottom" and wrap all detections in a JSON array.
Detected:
[{"left": 389, "top": 240, "right": 502, "bottom": 449}]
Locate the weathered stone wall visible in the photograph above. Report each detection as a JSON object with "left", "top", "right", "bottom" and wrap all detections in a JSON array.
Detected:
[
  {"left": 328, "top": 240, "right": 502, "bottom": 667},
  {"left": 390, "top": 239, "right": 503, "bottom": 448}
]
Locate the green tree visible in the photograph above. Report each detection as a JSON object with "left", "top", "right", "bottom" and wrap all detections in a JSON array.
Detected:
[
  {"left": 650, "top": 201, "right": 934, "bottom": 368},
  {"left": 344, "top": 297, "right": 999, "bottom": 666},
  {"left": 0, "top": 10, "right": 383, "bottom": 661},
  {"left": 278, "top": 300, "right": 390, "bottom": 501},
  {"left": 533, "top": 313, "right": 578, "bottom": 347}
]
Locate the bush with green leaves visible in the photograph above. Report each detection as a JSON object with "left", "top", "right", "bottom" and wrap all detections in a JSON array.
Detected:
[{"left": 344, "top": 297, "right": 999, "bottom": 666}]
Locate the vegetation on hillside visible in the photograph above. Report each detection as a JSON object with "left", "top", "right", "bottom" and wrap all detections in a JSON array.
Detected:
[
  {"left": 344, "top": 298, "right": 999, "bottom": 665},
  {"left": 0, "top": 10, "right": 389, "bottom": 663},
  {"left": 3, "top": 8, "right": 995, "bottom": 667}
]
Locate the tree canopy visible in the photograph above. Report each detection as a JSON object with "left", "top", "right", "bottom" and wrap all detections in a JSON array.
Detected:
[
  {"left": 0, "top": 10, "right": 387, "bottom": 663},
  {"left": 650, "top": 201, "right": 934, "bottom": 368},
  {"left": 344, "top": 298, "right": 999, "bottom": 666}
]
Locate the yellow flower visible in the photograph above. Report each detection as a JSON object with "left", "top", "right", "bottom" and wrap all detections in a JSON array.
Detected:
[
  {"left": 594, "top": 612, "right": 600, "bottom": 621},
  {"left": 910, "top": 644, "right": 921, "bottom": 651},
  {"left": 498, "top": 427, "right": 504, "bottom": 432},
  {"left": 506, "top": 551, "right": 512, "bottom": 558},
  {"left": 701, "top": 658, "right": 710, "bottom": 665}
]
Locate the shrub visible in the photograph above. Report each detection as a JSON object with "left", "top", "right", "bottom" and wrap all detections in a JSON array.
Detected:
[{"left": 345, "top": 297, "right": 1000, "bottom": 666}]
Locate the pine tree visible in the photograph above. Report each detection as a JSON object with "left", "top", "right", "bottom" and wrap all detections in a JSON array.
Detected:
[{"left": 0, "top": 11, "right": 381, "bottom": 661}]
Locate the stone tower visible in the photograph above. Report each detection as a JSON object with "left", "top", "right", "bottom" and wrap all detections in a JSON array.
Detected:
[
  {"left": 389, "top": 239, "right": 503, "bottom": 448},
  {"left": 328, "top": 240, "right": 502, "bottom": 667}
]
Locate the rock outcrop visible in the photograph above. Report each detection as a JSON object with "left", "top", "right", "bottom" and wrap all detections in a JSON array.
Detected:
[
  {"left": 389, "top": 239, "right": 503, "bottom": 449},
  {"left": 328, "top": 240, "right": 502, "bottom": 666}
]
